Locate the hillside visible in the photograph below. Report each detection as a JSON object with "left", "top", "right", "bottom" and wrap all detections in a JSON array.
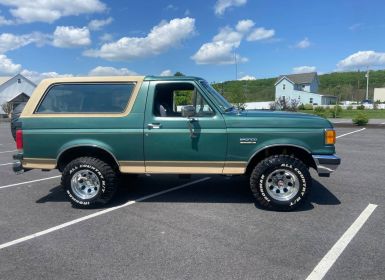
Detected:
[{"left": 212, "top": 69, "right": 385, "bottom": 103}]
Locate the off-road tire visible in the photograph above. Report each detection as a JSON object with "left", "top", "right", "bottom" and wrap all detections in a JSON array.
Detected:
[
  {"left": 61, "top": 157, "right": 118, "bottom": 208},
  {"left": 11, "top": 102, "right": 26, "bottom": 141},
  {"left": 250, "top": 155, "right": 311, "bottom": 211}
]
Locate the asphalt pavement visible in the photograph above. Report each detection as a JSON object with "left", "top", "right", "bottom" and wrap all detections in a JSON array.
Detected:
[{"left": 0, "top": 122, "right": 384, "bottom": 280}]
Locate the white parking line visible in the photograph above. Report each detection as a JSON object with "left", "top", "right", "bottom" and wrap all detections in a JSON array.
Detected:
[
  {"left": 0, "top": 177, "right": 211, "bottom": 250},
  {"left": 0, "top": 150, "right": 17, "bottom": 154},
  {"left": 336, "top": 128, "right": 366, "bottom": 139},
  {"left": 0, "top": 162, "right": 13, "bottom": 167},
  {"left": 0, "top": 175, "right": 61, "bottom": 190},
  {"left": 306, "top": 203, "right": 377, "bottom": 280}
]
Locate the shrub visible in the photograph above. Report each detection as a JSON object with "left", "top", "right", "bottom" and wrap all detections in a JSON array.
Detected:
[
  {"left": 347, "top": 105, "right": 353, "bottom": 110},
  {"left": 313, "top": 106, "right": 329, "bottom": 118},
  {"left": 270, "top": 97, "right": 300, "bottom": 112},
  {"left": 298, "top": 104, "right": 305, "bottom": 110},
  {"left": 356, "top": 105, "right": 365, "bottom": 110},
  {"left": 304, "top": 104, "right": 313, "bottom": 110},
  {"left": 331, "top": 105, "right": 343, "bottom": 118},
  {"left": 314, "top": 106, "right": 325, "bottom": 113},
  {"left": 315, "top": 112, "right": 328, "bottom": 119},
  {"left": 352, "top": 113, "right": 369, "bottom": 126}
]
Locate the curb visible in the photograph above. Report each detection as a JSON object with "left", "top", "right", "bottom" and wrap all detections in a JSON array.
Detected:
[{"left": 333, "top": 123, "right": 385, "bottom": 128}]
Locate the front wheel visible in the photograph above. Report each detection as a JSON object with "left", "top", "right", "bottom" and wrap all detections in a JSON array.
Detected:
[
  {"left": 61, "top": 157, "right": 118, "bottom": 208},
  {"left": 250, "top": 155, "right": 311, "bottom": 211}
]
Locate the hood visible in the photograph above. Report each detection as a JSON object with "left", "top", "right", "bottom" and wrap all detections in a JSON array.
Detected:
[{"left": 224, "top": 110, "right": 333, "bottom": 129}]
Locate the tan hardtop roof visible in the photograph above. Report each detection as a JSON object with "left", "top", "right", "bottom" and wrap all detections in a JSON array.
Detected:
[{"left": 39, "top": 76, "right": 146, "bottom": 84}]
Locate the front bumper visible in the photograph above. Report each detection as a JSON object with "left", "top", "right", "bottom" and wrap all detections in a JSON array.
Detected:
[{"left": 312, "top": 154, "right": 341, "bottom": 177}]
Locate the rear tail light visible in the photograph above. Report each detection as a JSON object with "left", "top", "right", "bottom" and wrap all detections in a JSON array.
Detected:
[
  {"left": 325, "top": 129, "right": 336, "bottom": 145},
  {"left": 16, "top": 129, "right": 23, "bottom": 150}
]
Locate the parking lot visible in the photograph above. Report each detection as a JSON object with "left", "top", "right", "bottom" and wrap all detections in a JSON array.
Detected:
[{"left": 0, "top": 122, "right": 384, "bottom": 280}]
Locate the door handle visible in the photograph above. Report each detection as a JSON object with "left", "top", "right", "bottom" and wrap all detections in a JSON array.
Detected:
[{"left": 147, "top": 123, "right": 162, "bottom": 129}]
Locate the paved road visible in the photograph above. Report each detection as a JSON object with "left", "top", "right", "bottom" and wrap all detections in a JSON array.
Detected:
[{"left": 0, "top": 123, "right": 384, "bottom": 280}]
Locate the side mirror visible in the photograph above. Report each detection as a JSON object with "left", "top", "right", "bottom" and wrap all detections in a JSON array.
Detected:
[{"left": 181, "top": 105, "right": 196, "bottom": 118}]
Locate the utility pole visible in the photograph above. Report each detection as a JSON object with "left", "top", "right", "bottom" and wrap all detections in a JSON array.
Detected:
[
  {"left": 365, "top": 68, "right": 370, "bottom": 100},
  {"left": 234, "top": 51, "right": 238, "bottom": 80}
]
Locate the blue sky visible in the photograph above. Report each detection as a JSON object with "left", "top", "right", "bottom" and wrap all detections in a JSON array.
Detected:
[{"left": 1, "top": 0, "right": 385, "bottom": 83}]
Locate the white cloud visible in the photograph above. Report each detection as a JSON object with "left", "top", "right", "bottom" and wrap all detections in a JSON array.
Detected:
[
  {"left": 247, "top": 27, "right": 275, "bottom": 41},
  {"left": 239, "top": 75, "right": 256, "bottom": 80},
  {"left": 292, "top": 66, "right": 317, "bottom": 74},
  {"left": 88, "top": 66, "right": 137, "bottom": 76},
  {"left": 160, "top": 69, "right": 173, "bottom": 76},
  {"left": 53, "top": 26, "right": 91, "bottom": 48},
  {"left": 84, "top": 17, "right": 195, "bottom": 61},
  {"left": 337, "top": 50, "right": 385, "bottom": 70},
  {"left": 0, "top": 0, "right": 106, "bottom": 23},
  {"left": 192, "top": 41, "right": 247, "bottom": 65},
  {"left": 165, "top": 4, "right": 178, "bottom": 11},
  {"left": 236, "top": 19, "right": 255, "bottom": 33},
  {"left": 0, "top": 54, "right": 21, "bottom": 74},
  {"left": 192, "top": 19, "right": 273, "bottom": 65},
  {"left": 295, "top": 37, "right": 311, "bottom": 49},
  {"left": 21, "top": 69, "right": 73, "bottom": 83},
  {"left": 213, "top": 26, "right": 243, "bottom": 46},
  {"left": 0, "top": 32, "right": 48, "bottom": 53},
  {"left": 0, "top": 15, "right": 13, "bottom": 26},
  {"left": 214, "top": 0, "right": 247, "bottom": 15},
  {"left": 349, "top": 23, "right": 363, "bottom": 31},
  {"left": 88, "top": 17, "right": 113, "bottom": 31},
  {"left": 99, "top": 33, "right": 113, "bottom": 42}
]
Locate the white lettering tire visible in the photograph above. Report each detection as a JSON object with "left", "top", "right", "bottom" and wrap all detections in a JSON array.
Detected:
[
  {"left": 61, "top": 157, "right": 118, "bottom": 208},
  {"left": 250, "top": 155, "right": 311, "bottom": 211}
]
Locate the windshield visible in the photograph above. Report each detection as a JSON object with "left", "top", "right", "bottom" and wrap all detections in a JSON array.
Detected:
[{"left": 199, "top": 80, "right": 233, "bottom": 112}]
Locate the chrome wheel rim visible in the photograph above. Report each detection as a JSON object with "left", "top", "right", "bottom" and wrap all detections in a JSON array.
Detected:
[
  {"left": 265, "top": 169, "right": 299, "bottom": 201},
  {"left": 71, "top": 169, "right": 100, "bottom": 200}
]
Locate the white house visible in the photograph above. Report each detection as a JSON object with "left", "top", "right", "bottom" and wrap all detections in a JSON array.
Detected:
[
  {"left": 374, "top": 88, "right": 385, "bottom": 102},
  {"left": 0, "top": 74, "right": 36, "bottom": 115},
  {"left": 275, "top": 72, "right": 336, "bottom": 105}
]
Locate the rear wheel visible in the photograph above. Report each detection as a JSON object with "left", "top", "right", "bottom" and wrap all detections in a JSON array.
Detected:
[
  {"left": 250, "top": 155, "right": 311, "bottom": 211},
  {"left": 61, "top": 157, "right": 118, "bottom": 208}
]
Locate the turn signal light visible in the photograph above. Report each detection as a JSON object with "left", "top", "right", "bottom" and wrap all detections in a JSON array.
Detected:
[
  {"left": 16, "top": 129, "right": 23, "bottom": 150},
  {"left": 325, "top": 129, "right": 336, "bottom": 145}
]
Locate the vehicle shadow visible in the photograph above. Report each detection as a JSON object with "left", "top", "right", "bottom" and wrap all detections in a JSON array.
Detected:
[{"left": 36, "top": 175, "right": 340, "bottom": 212}]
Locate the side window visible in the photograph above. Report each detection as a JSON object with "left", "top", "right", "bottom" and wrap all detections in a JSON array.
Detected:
[
  {"left": 36, "top": 83, "right": 135, "bottom": 113},
  {"left": 153, "top": 83, "right": 215, "bottom": 117}
]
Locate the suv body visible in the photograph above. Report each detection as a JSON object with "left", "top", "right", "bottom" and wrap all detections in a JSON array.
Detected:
[{"left": 13, "top": 76, "right": 340, "bottom": 210}]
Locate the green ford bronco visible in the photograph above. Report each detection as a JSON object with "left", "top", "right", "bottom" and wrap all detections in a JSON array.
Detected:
[{"left": 13, "top": 76, "right": 340, "bottom": 210}]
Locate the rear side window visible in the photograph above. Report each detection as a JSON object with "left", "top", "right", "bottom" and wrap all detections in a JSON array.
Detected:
[{"left": 36, "top": 83, "right": 135, "bottom": 114}]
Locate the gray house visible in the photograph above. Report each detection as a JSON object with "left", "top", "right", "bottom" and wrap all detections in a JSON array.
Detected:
[
  {"left": 0, "top": 74, "right": 36, "bottom": 116},
  {"left": 275, "top": 72, "right": 336, "bottom": 105}
]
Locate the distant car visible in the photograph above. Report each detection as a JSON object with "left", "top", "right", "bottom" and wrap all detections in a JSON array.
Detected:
[{"left": 361, "top": 99, "right": 373, "bottom": 104}]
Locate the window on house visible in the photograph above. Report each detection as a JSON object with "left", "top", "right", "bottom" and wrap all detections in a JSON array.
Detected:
[
  {"left": 17, "top": 79, "right": 21, "bottom": 84},
  {"left": 310, "top": 98, "right": 313, "bottom": 104},
  {"left": 283, "top": 84, "right": 286, "bottom": 90}
]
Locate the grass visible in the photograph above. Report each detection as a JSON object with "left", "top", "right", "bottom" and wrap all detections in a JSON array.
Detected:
[{"left": 298, "top": 109, "right": 385, "bottom": 119}]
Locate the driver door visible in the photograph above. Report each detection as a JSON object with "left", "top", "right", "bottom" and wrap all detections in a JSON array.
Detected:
[{"left": 143, "top": 81, "right": 227, "bottom": 173}]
